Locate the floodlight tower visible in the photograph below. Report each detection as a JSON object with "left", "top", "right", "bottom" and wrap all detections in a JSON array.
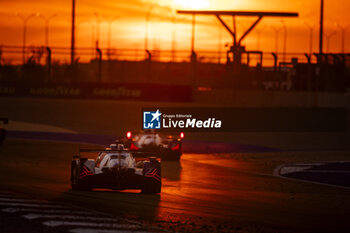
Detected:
[
  {"left": 16, "top": 13, "right": 36, "bottom": 64},
  {"left": 71, "top": 0, "right": 76, "bottom": 65},
  {"left": 39, "top": 14, "right": 56, "bottom": 47},
  {"left": 319, "top": 0, "right": 324, "bottom": 54}
]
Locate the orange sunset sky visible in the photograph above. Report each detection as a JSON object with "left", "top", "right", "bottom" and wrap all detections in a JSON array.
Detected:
[{"left": 0, "top": 0, "right": 349, "bottom": 62}]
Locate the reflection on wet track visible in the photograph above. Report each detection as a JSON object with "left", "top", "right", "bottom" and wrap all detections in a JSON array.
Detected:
[{"left": 159, "top": 154, "right": 265, "bottom": 221}]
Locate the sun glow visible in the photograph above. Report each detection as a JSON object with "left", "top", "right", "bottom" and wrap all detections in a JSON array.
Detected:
[{"left": 174, "top": 0, "right": 209, "bottom": 9}]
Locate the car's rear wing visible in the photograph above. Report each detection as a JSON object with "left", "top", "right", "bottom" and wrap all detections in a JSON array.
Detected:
[
  {"left": 123, "top": 130, "right": 184, "bottom": 140},
  {"left": 0, "top": 118, "right": 8, "bottom": 124},
  {"left": 75, "top": 149, "right": 160, "bottom": 158}
]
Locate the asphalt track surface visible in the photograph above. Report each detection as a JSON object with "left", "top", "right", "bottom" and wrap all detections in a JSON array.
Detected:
[
  {"left": 1, "top": 139, "right": 350, "bottom": 233},
  {"left": 6, "top": 130, "right": 281, "bottom": 154},
  {"left": 2, "top": 98, "right": 350, "bottom": 233}
]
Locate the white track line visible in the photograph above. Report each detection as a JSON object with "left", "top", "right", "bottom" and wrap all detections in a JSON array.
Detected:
[
  {"left": 0, "top": 202, "right": 68, "bottom": 208},
  {"left": 280, "top": 166, "right": 311, "bottom": 175},
  {"left": 23, "top": 214, "right": 117, "bottom": 222},
  {"left": 294, "top": 170, "right": 350, "bottom": 174},
  {"left": 70, "top": 229, "right": 152, "bottom": 233},
  {"left": 274, "top": 163, "right": 350, "bottom": 190},
  {"left": 2, "top": 207, "right": 96, "bottom": 215},
  {"left": 43, "top": 221, "right": 142, "bottom": 229},
  {"left": 0, "top": 195, "right": 166, "bottom": 233},
  {"left": 286, "top": 163, "right": 325, "bottom": 166}
]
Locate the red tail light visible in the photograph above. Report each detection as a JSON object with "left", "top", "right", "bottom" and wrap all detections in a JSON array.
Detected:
[
  {"left": 180, "top": 132, "right": 185, "bottom": 139},
  {"left": 129, "top": 143, "right": 139, "bottom": 150},
  {"left": 126, "top": 131, "right": 132, "bottom": 139},
  {"left": 171, "top": 143, "right": 180, "bottom": 151}
]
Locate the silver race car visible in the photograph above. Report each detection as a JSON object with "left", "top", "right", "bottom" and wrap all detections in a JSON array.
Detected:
[
  {"left": 116, "top": 130, "right": 184, "bottom": 161},
  {"left": 70, "top": 144, "right": 161, "bottom": 193}
]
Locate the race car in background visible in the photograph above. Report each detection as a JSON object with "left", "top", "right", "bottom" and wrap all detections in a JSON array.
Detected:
[
  {"left": 0, "top": 118, "right": 8, "bottom": 145},
  {"left": 70, "top": 144, "right": 161, "bottom": 193},
  {"left": 116, "top": 130, "right": 184, "bottom": 161}
]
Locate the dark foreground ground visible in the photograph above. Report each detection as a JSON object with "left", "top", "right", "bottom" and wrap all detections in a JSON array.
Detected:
[{"left": 1, "top": 139, "right": 350, "bottom": 233}]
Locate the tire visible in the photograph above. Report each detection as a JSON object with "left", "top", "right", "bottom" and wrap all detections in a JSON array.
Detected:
[
  {"left": 142, "top": 162, "right": 161, "bottom": 194},
  {"left": 70, "top": 161, "right": 79, "bottom": 189},
  {"left": 71, "top": 160, "right": 90, "bottom": 191},
  {"left": 142, "top": 176, "right": 161, "bottom": 193}
]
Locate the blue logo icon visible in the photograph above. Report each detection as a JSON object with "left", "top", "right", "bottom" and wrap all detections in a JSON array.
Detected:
[{"left": 143, "top": 109, "right": 162, "bottom": 129}]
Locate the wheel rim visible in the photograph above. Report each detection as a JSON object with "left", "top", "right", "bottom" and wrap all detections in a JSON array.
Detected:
[{"left": 72, "top": 166, "right": 78, "bottom": 185}]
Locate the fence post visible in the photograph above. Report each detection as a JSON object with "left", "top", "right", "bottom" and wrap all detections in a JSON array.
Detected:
[
  {"left": 46, "top": 47, "right": 52, "bottom": 83},
  {"left": 145, "top": 50, "right": 152, "bottom": 81},
  {"left": 96, "top": 48, "right": 102, "bottom": 83},
  {"left": 271, "top": 53, "right": 278, "bottom": 90},
  {"left": 304, "top": 53, "right": 312, "bottom": 91},
  {"left": 191, "top": 51, "right": 197, "bottom": 88}
]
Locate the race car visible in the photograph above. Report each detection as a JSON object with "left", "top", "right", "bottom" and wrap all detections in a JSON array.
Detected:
[
  {"left": 116, "top": 130, "right": 184, "bottom": 161},
  {"left": 0, "top": 118, "right": 8, "bottom": 145},
  {"left": 70, "top": 144, "right": 161, "bottom": 193}
]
